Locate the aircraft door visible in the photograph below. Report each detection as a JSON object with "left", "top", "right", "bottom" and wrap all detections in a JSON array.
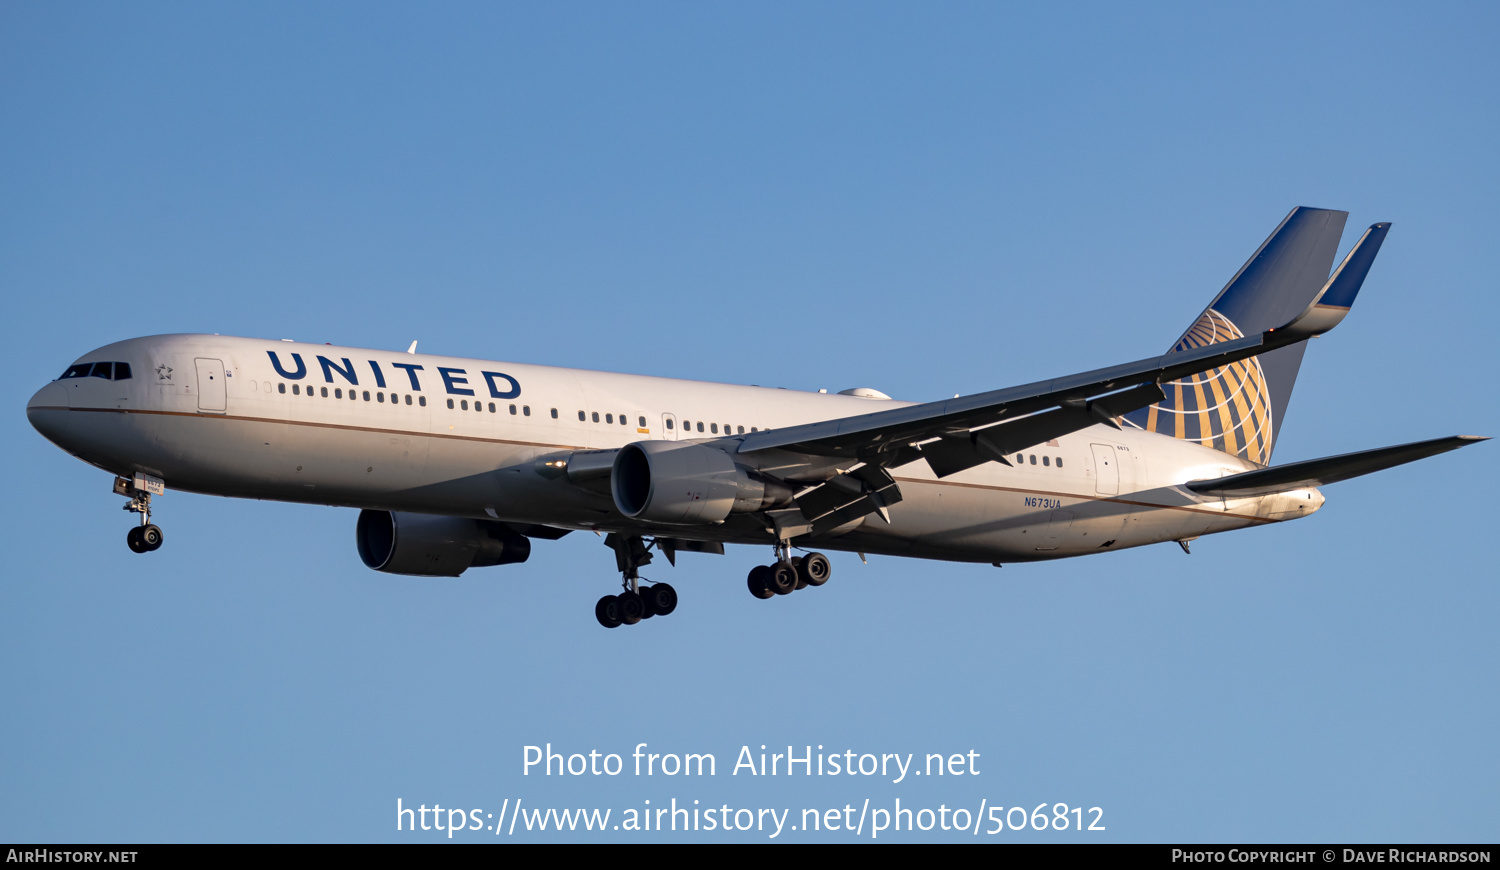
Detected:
[
  {"left": 195, "top": 358, "right": 227, "bottom": 413},
  {"left": 661, "top": 412, "right": 679, "bottom": 441},
  {"left": 1089, "top": 443, "right": 1118, "bottom": 496}
]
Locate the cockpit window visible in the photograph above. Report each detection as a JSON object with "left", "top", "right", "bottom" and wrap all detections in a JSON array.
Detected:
[{"left": 60, "top": 361, "right": 133, "bottom": 381}]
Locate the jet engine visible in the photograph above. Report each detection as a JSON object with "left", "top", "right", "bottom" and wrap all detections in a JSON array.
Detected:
[
  {"left": 356, "top": 510, "right": 531, "bottom": 577},
  {"left": 611, "top": 441, "right": 793, "bottom": 525}
]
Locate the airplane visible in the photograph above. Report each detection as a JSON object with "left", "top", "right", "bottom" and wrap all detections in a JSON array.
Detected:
[{"left": 26, "top": 207, "right": 1487, "bottom": 628}]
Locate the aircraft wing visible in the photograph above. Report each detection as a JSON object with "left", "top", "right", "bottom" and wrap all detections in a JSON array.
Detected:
[
  {"left": 729, "top": 221, "right": 1392, "bottom": 534},
  {"left": 737, "top": 224, "right": 1389, "bottom": 475},
  {"left": 1185, "top": 435, "right": 1489, "bottom": 497}
]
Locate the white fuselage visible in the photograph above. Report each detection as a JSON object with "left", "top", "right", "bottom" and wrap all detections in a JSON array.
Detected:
[{"left": 27, "top": 334, "right": 1324, "bottom": 564}]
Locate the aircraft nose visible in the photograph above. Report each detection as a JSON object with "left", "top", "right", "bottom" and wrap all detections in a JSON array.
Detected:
[{"left": 27, "top": 380, "right": 71, "bottom": 444}]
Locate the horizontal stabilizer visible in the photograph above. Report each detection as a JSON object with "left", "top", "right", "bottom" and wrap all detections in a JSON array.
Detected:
[{"left": 1186, "top": 435, "right": 1488, "bottom": 497}]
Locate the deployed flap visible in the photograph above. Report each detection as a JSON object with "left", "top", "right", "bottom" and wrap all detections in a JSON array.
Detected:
[
  {"left": 657, "top": 538, "right": 726, "bottom": 566},
  {"left": 499, "top": 522, "right": 573, "bottom": 541},
  {"left": 1185, "top": 435, "right": 1487, "bottom": 497},
  {"left": 793, "top": 465, "right": 903, "bottom": 533},
  {"left": 921, "top": 381, "right": 1166, "bottom": 478}
]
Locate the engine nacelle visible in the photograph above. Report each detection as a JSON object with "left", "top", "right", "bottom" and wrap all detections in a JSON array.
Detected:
[
  {"left": 611, "top": 441, "right": 792, "bottom": 525},
  {"left": 356, "top": 510, "right": 531, "bottom": 577}
]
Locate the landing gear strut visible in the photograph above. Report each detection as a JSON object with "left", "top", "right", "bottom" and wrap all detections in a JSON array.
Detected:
[
  {"left": 746, "top": 542, "right": 831, "bottom": 600},
  {"left": 115, "top": 475, "right": 163, "bottom": 553},
  {"left": 595, "top": 534, "right": 677, "bottom": 629}
]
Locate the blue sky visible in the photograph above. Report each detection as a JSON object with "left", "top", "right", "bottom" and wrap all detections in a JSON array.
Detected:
[{"left": 3, "top": 2, "right": 1496, "bottom": 842}]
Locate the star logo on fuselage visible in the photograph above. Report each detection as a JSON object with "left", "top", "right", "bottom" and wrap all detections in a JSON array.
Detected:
[{"left": 156, "top": 364, "right": 173, "bottom": 380}]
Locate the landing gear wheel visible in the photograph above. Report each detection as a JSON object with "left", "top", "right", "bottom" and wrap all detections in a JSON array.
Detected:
[
  {"left": 595, "top": 595, "right": 623, "bottom": 629},
  {"left": 618, "top": 592, "right": 644, "bottom": 625},
  {"left": 141, "top": 524, "right": 163, "bottom": 551},
  {"left": 799, "top": 552, "right": 831, "bottom": 587},
  {"left": 747, "top": 565, "right": 774, "bottom": 600},
  {"left": 767, "top": 561, "right": 798, "bottom": 595},
  {"left": 791, "top": 555, "right": 808, "bottom": 589},
  {"left": 127, "top": 526, "right": 147, "bottom": 554},
  {"left": 644, "top": 583, "right": 678, "bottom": 617}
]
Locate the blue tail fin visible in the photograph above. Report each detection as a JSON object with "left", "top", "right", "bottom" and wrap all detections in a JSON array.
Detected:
[{"left": 1123, "top": 207, "right": 1357, "bottom": 465}]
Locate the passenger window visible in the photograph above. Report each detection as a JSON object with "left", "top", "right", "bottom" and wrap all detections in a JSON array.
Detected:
[
  {"left": 638, "top": 416, "right": 645, "bottom": 427},
  {"left": 321, "top": 387, "right": 328, "bottom": 397},
  {"left": 114, "top": 363, "right": 132, "bottom": 380},
  {"left": 711, "top": 423, "right": 718, "bottom": 434},
  {"left": 592, "top": 412, "right": 600, "bottom": 423},
  {"left": 419, "top": 396, "right": 427, "bottom": 407},
  {"left": 292, "top": 384, "right": 300, "bottom": 395},
  {"left": 488, "top": 402, "right": 496, "bottom": 412},
  {"left": 1029, "top": 455, "right": 1036, "bottom": 465},
  {"left": 1056, "top": 457, "right": 1063, "bottom": 468},
  {"left": 578, "top": 411, "right": 585, "bottom": 421},
  {"left": 751, "top": 427, "right": 757, "bottom": 432},
  {"left": 380, "top": 393, "right": 387, "bottom": 403},
  {"left": 697, "top": 422, "right": 704, "bottom": 432},
  {"left": 509, "top": 404, "right": 517, "bottom": 415},
  {"left": 363, "top": 391, "right": 371, "bottom": 401},
  {"left": 620, "top": 415, "right": 627, "bottom": 426},
  {"left": 278, "top": 383, "right": 286, "bottom": 394},
  {"left": 447, "top": 399, "right": 454, "bottom": 409},
  {"left": 475, "top": 402, "right": 482, "bottom": 413},
  {"left": 666, "top": 419, "right": 674, "bottom": 430},
  {"left": 550, "top": 408, "right": 557, "bottom": 418},
  {"left": 1043, "top": 456, "right": 1049, "bottom": 467},
  {"left": 405, "top": 395, "right": 412, "bottom": 405},
  {"left": 524, "top": 406, "right": 531, "bottom": 416},
  {"left": 461, "top": 400, "right": 468, "bottom": 410}
]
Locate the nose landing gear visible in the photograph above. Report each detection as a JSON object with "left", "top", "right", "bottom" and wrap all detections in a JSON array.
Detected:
[
  {"left": 115, "top": 474, "right": 164, "bottom": 553},
  {"left": 126, "top": 523, "right": 163, "bottom": 553}
]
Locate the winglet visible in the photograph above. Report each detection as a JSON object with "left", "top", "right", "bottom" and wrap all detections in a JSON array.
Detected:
[{"left": 1276, "top": 222, "right": 1391, "bottom": 339}]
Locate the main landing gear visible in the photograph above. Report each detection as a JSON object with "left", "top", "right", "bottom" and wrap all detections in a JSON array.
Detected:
[
  {"left": 595, "top": 534, "right": 678, "bottom": 629},
  {"left": 747, "top": 542, "right": 831, "bottom": 600},
  {"left": 115, "top": 475, "right": 163, "bottom": 554}
]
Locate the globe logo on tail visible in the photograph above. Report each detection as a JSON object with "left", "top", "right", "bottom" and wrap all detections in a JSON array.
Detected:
[{"left": 1123, "top": 309, "right": 1274, "bottom": 465}]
